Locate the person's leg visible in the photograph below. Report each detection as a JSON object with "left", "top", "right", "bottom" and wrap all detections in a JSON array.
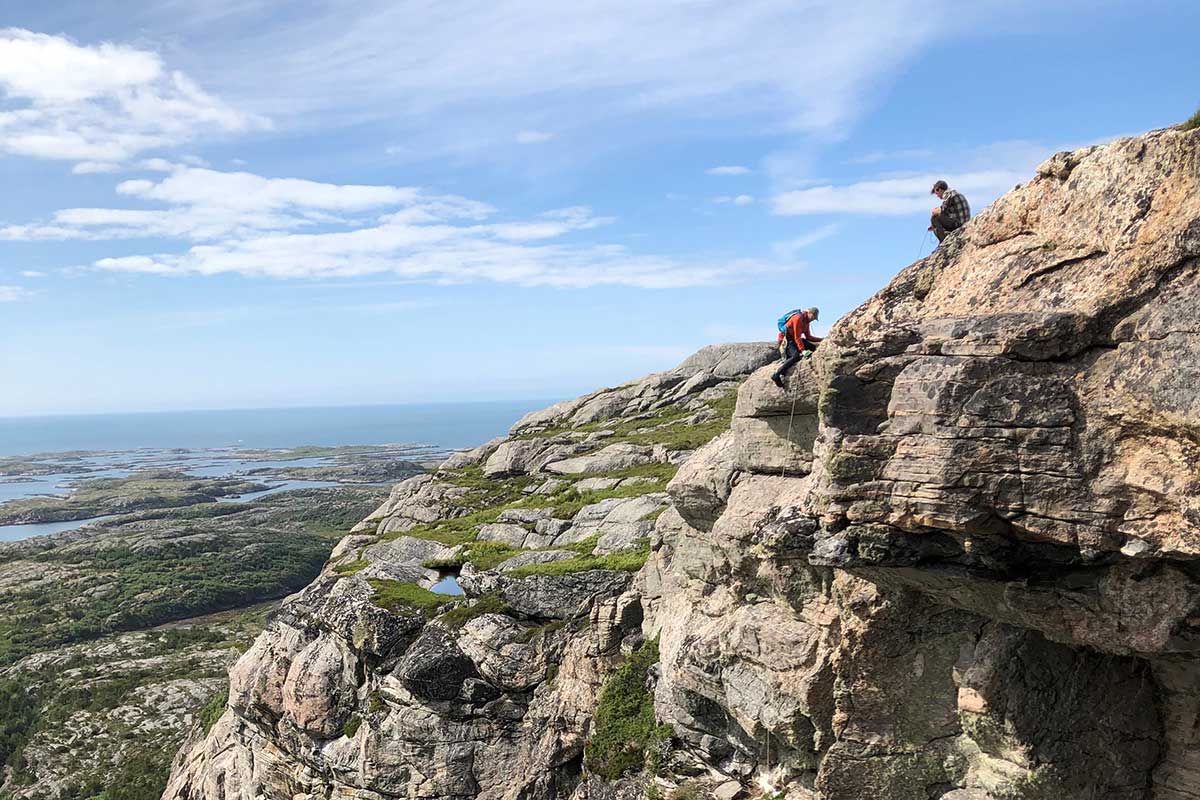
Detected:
[
  {"left": 772, "top": 340, "right": 801, "bottom": 386},
  {"left": 931, "top": 212, "right": 948, "bottom": 242}
]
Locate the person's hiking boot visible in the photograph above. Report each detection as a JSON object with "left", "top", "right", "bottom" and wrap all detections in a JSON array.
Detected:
[{"left": 771, "top": 373, "right": 784, "bottom": 388}]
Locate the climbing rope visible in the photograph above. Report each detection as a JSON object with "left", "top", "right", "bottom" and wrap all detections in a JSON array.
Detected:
[
  {"left": 779, "top": 389, "right": 800, "bottom": 479},
  {"left": 915, "top": 229, "right": 932, "bottom": 261}
]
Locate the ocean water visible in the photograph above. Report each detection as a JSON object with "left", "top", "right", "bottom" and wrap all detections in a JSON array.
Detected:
[{"left": 0, "top": 401, "right": 551, "bottom": 458}]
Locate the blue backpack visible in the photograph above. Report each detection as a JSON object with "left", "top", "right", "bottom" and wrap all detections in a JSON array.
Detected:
[{"left": 777, "top": 309, "right": 803, "bottom": 333}]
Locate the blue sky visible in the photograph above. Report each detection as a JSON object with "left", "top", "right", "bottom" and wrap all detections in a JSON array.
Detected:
[{"left": 1, "top": 0, "right": 1197, "bottom": 416}]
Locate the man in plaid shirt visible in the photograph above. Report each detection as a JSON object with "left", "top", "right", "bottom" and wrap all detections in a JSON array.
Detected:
[{"left": 929, "top": 180, "right": 970, "bottom": 242}]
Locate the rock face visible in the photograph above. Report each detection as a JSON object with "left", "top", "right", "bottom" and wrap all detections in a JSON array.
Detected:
[
  {"left": 163, "top": 343, "right": 773, "bottom": 800},
  {"left": 166, "top": 126, "right": 1200, "bottom": 800}
]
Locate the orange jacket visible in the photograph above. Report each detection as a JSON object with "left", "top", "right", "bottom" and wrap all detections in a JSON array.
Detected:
[{"left": 778, "top": 311, "right": 822, "bottom": 346}]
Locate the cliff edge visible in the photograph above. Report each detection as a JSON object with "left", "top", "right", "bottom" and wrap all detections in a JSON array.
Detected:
[{"left": 165, "top": 124, "right": 1200, "bottom": 800}]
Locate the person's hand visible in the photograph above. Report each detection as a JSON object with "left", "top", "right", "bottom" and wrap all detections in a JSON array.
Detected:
[{"left": 931, "top": 207, "right": 941, "bottom": 215}]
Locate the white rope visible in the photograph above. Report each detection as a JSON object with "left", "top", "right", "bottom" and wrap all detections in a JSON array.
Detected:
[
  {"left": 780, "top": 385, "right": 799, "bottom": 479},
  {"left": 915, "top": 229, "right": 931, "bottom": 261}
]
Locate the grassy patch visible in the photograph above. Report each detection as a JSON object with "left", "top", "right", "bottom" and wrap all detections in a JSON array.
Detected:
[
  {"left": 381, "top": 507, "right": 503, "bottom": 546},
  {"left": 198, "top": 688, "right": 227, "bottom": 734},
  {"left": 437, "top": 592, "right": 513, "bottom": 628},
  {"left": 507, "top": 544, "right": 649, "bottom": 578},
  {"left": 585, "top": 638, "right": 673, "bottom": 780},
  {"left": 621, "top": 391, "right": 737, "bottom": 451},
  {"left": 366, "top": 579, "right": 447, "bottom": 617},
  {"left": 334, "top": 558, "right": 370, "bottom": 576},
  {"left": 443, "top": 466, "right": 538, "bottom": 507},
  {"left": 517, "top": 389, "right": 737, "bottom": 455},
  {"left": 1181, "top": 106, "right": 1200, "bottom": 131},
  {"left": 343, "top": 714, "right": 363, "bottom": 738},
  {"left": 424, "top": 540, "right": 523, "bottom": 572}
]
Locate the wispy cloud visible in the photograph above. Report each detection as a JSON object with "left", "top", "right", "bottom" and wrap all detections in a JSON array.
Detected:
[
  {"left": 713, "top": 195, "right": 755, "bottom": 206},
  {"left": 771, "top": 224, "right": 841, "bottom": 258},
  {"left": 0, "top": 28, "right": 263, "bottom": 169},
  {"left": 774, "top": 136, "right": 1124, "bottom": 218},
  {"left": 845, "top": 147, "right": 935, "bottom": 165},
  {"left": 772, "top": 170, "right": 1027, "bottom": 216},
  {"left": 1, "top": 165, "right": 790, "bottom": 289},
  {"left": 707, "top": 165, "right": 752, "bottom": 176},
  {"left": 0, "top": 285, "right": 30, "bottom": 302},
  {"left": 515, "top": 130, "right": 554, "bottom": 144},
  {"left": 150, "top": 0, "right": 952, "bottom": 157}
]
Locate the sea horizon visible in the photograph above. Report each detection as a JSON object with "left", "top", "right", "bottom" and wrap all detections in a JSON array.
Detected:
[{"left": 0, "top": 399, "right": 556, "bottom": 458}]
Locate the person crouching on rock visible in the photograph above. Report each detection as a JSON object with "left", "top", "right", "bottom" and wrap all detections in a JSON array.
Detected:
[
  {"left": 929, "top": 180, "right": 970, "bottom": 243},
  {"left": 772, "top": 307, "right": 821, "bottom": 388}
]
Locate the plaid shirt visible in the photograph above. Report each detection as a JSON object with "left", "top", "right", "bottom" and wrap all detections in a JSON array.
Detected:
[{"left": 939, "top": 189, "right": 970, "bottom": 228}]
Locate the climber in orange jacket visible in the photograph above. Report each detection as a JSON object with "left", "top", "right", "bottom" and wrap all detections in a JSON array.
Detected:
[{"left": 772, "top": 307, "right": 821, "bottom": 387}]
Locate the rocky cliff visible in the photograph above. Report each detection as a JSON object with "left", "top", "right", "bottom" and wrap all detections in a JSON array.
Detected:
[{"left": 165, "top": 124, "right": 1200, "bottom": 800}]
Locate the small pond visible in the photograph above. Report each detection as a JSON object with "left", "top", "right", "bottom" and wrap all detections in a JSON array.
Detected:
[{"left": 431, "top": 574, "right": 464, "bottom": 596}]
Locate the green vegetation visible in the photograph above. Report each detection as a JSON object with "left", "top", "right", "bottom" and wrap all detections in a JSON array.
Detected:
[
  {"left": 0, "top": 678, "right": 38, "bottom": 769},
  {"left": 1182, "top": 106, "right": 1200, "bottom": 131},
  {"left": 437, "top": 592, "right": 513, "bottom": 628},
  {"left": 425, "top": 540, "right": 523, "bottom": 571},
  {"left": 198, "top": 688, "right": 228, "bottom": 734},
  {"left": 517, "top": 389, "right": 737, "bottom": 454},
  {"left": 0, "top": 531, "right": 330, "bottom": 666},
  {"left": 101, "top": 745, "right": 176, "bottom": 800},
  {"left": 343, "top": 714, "right": 363, "bottom": 738},
  {"left": 585, "top": 638, "right": 673, "bottom": 780},
  {"left": 334, "top": 558, "right": 370, "bottom": 576},
  {"left": 0, "top": 485, "right": 385, "bottom": 667},
  {"left": 621, "top": 391, "right": 737, "bottom": 451},
  {"left": 507, "top": 543, "right": 650, "bottom": 578},
  {"left": 366, "top": 579, "right": 448, "bottom": 617},
  {"left": 385, "top": 507, "right": 505, "bottom": 546}
]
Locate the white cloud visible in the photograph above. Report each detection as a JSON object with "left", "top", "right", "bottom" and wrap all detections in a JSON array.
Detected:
[
  {"left": 772, "top": 224, "right": 841, "bottom": 258},
  {"left": 18, "top": 270, "right": 45, "bottom": 278},
  {"left": 147, "top": 0, "right": 969, "bottom": 155},
  {"left": 515, "top": 130, "right": 554, "bottom": 144},
  {"left": 771, "top": 170, "right": 1029, "bottom": 217},
  {"left": 4, "top": 165, "right": 789, "bottom": 289},
  {"left": 846, "top": 147, "right": 935, "bottom": 165},
  {"left": 72, "top": 161, "right": 123, "bottom": 174},
  {"left": 706, "top": 166, "right": 752, "bottom": 176},
  {"left": 713, "top": 195, "right": 755, "bottom": 206},
  {"left": 0, "top": 285, "right": 30, "bottom": 302},
  {"left": 0, "top": 28, "right": 263, "bottom": 168}
]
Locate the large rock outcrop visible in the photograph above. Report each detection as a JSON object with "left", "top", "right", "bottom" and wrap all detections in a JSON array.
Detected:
[
  {"left": 166, "top": 125, "right": 1200, "bottom": 800},
  {"left": 646, "top": 125, "right": 1200, "bottom": 799}
]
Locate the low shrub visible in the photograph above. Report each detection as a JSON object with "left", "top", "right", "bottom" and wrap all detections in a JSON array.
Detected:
[{"left": 585, "top": 638, "right": 673, "bottom": 780}]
